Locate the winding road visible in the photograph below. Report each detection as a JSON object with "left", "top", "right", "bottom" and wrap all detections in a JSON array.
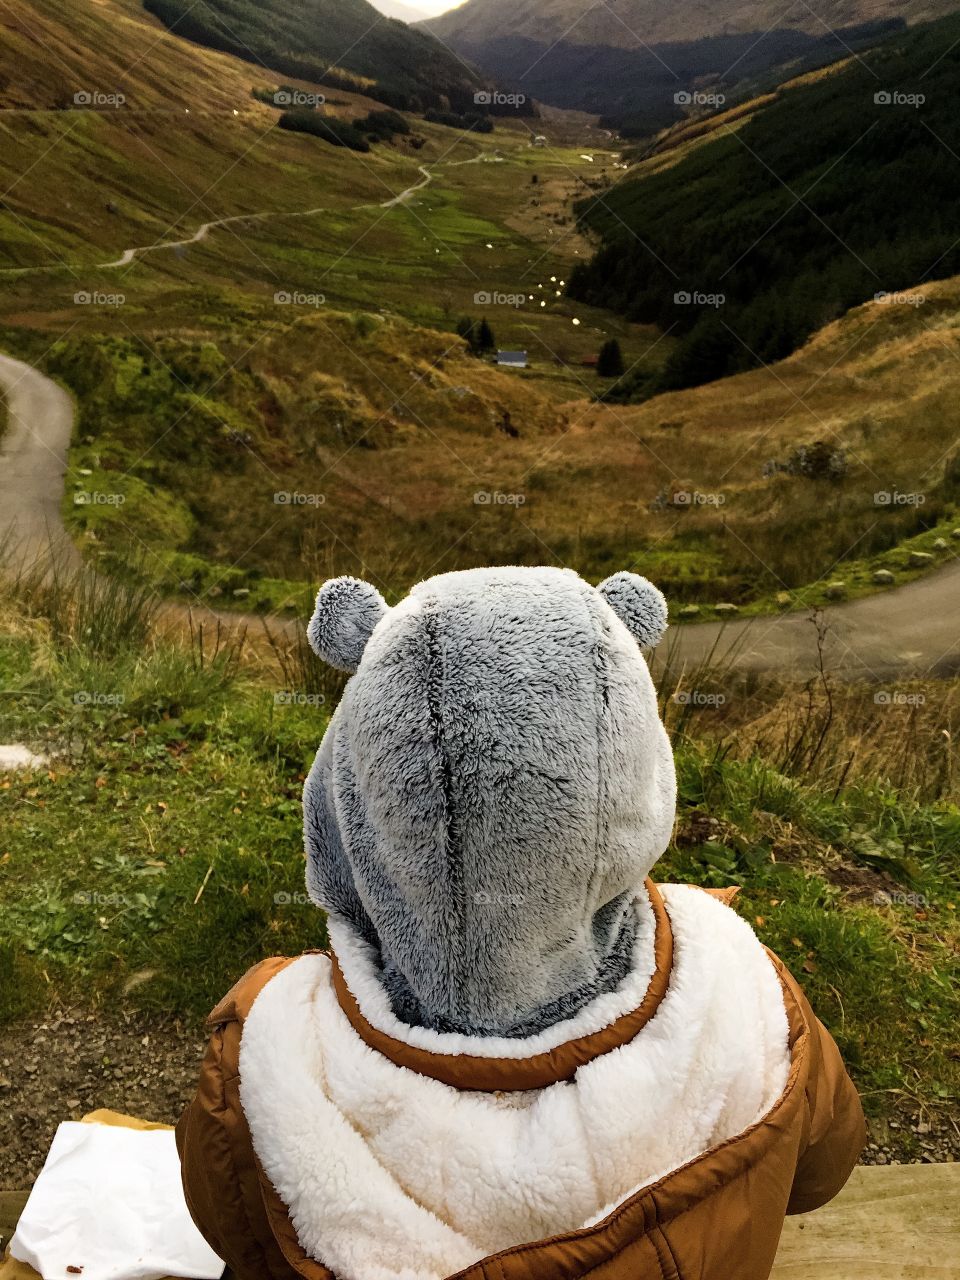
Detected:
[
  {"left": 98, "top": 166, "right": 439, "bottom": 269},
  {"left": 2, "top": 353, "right": 959, "bottom": 682},
  {"left": 0, "top": 352, "right": 78, "bottom": 571}
]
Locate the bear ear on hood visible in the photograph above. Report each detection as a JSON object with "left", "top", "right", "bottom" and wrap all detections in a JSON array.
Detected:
[
  {"left": 307, "top": 576, "right": 389, "bottom": 672},
  {"left": 597, "top": 571, "right": 668, "bottom": 649}
]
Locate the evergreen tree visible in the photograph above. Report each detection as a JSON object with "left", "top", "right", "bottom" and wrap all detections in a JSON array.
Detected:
[
  {"left": 658, "top": 316, "right": 736, "bottom": 391},
  {"left": 477, "top": 318, "right": 496, "bottom": 352},
  {"left": 456, "top": 316, "right": 495, "bottom": 355},
  {"left": 596, "top": 337, "right": 625, "bottom": 377}
]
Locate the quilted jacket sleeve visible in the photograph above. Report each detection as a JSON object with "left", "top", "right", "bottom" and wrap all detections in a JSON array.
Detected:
[
  {"left": 176, "top": 959, "right": 307, "bottom": 1280},
  {"left": 176, "top": 1021, "right": 248, "bottom": 1272},
  {"left": 777, "top": 963, "right": 867, "bottom": 1215}
]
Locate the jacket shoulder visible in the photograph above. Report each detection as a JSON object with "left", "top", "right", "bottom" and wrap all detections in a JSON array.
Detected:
[{"left": 205, "top": 956, "right": 304, "bottom": 1029}]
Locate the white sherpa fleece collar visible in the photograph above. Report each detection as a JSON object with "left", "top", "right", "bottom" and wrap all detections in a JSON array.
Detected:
[
  {"left": 325, "top": 882, "right": 659, "bottom": 1059},
  {"left": 239, "top": 886, "right": 791, "bottom": 1280}
]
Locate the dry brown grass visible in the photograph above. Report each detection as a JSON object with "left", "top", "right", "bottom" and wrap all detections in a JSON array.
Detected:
[
  {"left": 140, "top": 278, "right": 960, "bottom": 597},
  {"left": 657, "top": 637, "right": 960, "bottom": 803},
  {"left": 544, "top": 282, "right": 960, "bottom": 593}
]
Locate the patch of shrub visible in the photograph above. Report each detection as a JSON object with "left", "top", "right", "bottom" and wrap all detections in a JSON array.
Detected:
[
  {"left": 359, "top": 109, "right": 410, "bottom": 140},
  {"left": 254, "top": 85, "right": 351, "bottom": 109},
  {"left": 278, "top": 110, "right": 370, "bottom": 152},
  {"left": 764, "top": 441, "right": 849, "bottom": 482},
  {"left": 424, "top": 110, "right": 494, "bottom": 133}
]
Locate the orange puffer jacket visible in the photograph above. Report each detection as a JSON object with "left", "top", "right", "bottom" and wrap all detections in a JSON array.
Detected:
[{"left": 177, "top": 885, "right": 866, "bottom": 1280}]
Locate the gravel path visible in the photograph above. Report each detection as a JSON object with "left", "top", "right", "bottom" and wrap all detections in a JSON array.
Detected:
[{"left": 0, "top": 1009, "right": 205, "bottom": 1190}]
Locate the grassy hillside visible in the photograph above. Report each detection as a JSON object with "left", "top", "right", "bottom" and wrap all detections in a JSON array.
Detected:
[
  {"left": 0, "top": 0, "right": 416, "bottom": 266},
  {"left": 569, "top": 13, "right": 960, "bottom": 389},
  {"left": 0, "top": 0, "right": 628, "bottom": 340},
  {"left": 143, "top": 0, "right": 488, "bottom": 110},
  {"left": 5, "top": 269, "right": 959, "bottom": 618},
  {"left": 0, "top": 0, "right": 616, "bottom": 309},
  {"left": 21, "top": 313, "right": 575, "bottom": 605}
]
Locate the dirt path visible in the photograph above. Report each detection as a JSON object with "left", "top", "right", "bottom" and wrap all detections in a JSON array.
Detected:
[
  {"left": 661, "top": 573, "right": 960, "bottom": 681},
  {"left": 3, "top": 352, "right": 960, "bottom": 681},
  {"left": 0, "top": 352, "right": 286, "bottom": 643},
  {"left": 99, "top": 169, "right": 433, "bottom": 268},
  {"left": 0, "top": 1008, "right": 206, "bottom": 1191},
  {"left": 378, "top": 163, "right": 434, "bottom": 209},
  {"left": 97, "top": 208, "right": 318, "bottom": 269}
]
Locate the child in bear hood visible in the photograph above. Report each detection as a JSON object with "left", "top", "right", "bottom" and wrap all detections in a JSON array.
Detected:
[{"left": 177, "top": 566, "right": 865, "bottom": 1280}]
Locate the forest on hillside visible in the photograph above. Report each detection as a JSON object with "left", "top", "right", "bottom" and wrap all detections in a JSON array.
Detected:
[
  {"left": 568, "top": 13, "right": 960, "bottom": 395},
  {"left": 144, "top": 0, "right": 485, "bottom": 109},
  {"left": 442, "top": 19, "right": 902, "bottom": 131}
]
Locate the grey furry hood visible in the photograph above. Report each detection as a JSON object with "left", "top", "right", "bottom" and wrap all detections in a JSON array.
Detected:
[{"left": 303, "top": 566, "right": 676, "bottom": 1038}]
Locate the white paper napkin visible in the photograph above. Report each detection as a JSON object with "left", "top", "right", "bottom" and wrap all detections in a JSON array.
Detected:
[{"left": 9, "top": 1121, "right": 225, "bottom": 1280}]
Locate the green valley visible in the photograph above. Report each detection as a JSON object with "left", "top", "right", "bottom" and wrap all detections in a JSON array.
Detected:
[{"left": 0, "top": 0, "right": 958, "bottom": 619}]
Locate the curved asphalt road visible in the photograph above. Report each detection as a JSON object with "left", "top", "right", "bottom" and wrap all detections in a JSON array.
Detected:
[{"left": 1, "top": 352, "right": 959, "bottom": 680}]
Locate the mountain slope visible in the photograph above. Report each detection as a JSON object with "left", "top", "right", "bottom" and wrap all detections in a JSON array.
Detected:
[
  {"left": 0, "top": 0, "right": 441, "bottom": 269},
  {"left": 568, "top": 12, "right": 960, "bottom": 391},
  {"left": 145, "top": 0, "right": 488, "bottom": 109},
  {"left": 427, "top": 0, "right": 956, "bottom": 51},
  {"left": 3, "top": 0, "right": 958, "bottom": 623},
  {"left": 423, "top": 0, "right": 959, "bottom": 123}
]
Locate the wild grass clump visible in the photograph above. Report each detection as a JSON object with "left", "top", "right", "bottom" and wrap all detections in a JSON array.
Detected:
[
  {"left": 0, "top": 552, "right": 246, "bottom": 746},
  {"left": 0, "top": 591, "right": 323, "bottom": 1021},
  {"left": 261, "top": 618, "right": 346, "bottom": 706},
  {"left": 656, "top": 616, "right": 959, "bottom": 804},
  {"left": 0, "top": 547, "right": 157, "bottom": 658}
]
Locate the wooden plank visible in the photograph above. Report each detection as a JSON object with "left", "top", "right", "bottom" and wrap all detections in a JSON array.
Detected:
[
  {"left": 772, "top": 1164, "right": 960, "bottom": 1279},
  {"left": 0, "top": 1193, "right": 28, "bottom": 1243}
]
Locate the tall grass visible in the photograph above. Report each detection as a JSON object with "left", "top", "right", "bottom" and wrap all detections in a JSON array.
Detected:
[
  {"left": 0, "top": 545, "right": 157, "bottom": 658},
  {"left": 657, "top": 619, "right": 959, "bottom": 804},
  {"left": 260, "top": 617, "right": 347, "bottom": 707},
  {"left": 0, "top": 547, "right": 247, "bottom": 741}
]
